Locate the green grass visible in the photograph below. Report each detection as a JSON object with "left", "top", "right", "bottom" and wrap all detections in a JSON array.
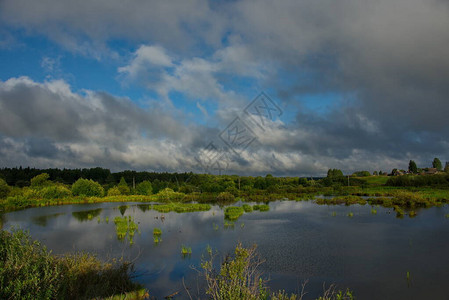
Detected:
[
  {"left": 356, "top": 175, "right": 389, "bottom": 186},
  {"left": 0, "top": 229, "right": 144, "bottom": 299}
]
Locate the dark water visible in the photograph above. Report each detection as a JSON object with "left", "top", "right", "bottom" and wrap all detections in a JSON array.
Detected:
[{"left": 3, "top": 201, "right": 449, "bottom": 299}]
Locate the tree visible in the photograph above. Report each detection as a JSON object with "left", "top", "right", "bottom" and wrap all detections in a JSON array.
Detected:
[
  {"left": 30, "top": 173, "right": 50, "bottom": 188},
  {"left": 117, "top": 177, "right": 130, "bottom": 195},
  {"left": 445, "top": 162, "right": 449, "bottom": 173},
  {"left": 408, "top": 160, "right": 418, "bottom": 174},
  {"left": 107, "top": 187, "right": 121, "bottom": 196},
  {"left": 432, "top": 158, "right": 443, "bottom": 171},
  {"left": 327, "top": 169, "right": 344, "bottom": 178},
  {"left": 135, "top": 181, "right": 152, "bottom": 195},
  {"left": 71, "top": 178, "right": 104, "bottom": 197}
]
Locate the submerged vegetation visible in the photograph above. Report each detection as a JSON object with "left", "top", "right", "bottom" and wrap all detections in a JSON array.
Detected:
[
  {"left": 0, "top": 229, "right": 144, "bottom": 299},
  {"left": 224, "top": 206, "right": 245, "bottom": 221}
]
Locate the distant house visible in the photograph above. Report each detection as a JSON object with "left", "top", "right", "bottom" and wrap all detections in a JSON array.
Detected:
[
  {"left": 426, "top": 168, "right": 438, "bottom": 175},
  {"left": 391, "top": 169, "right": 405, "bottom": 176}
]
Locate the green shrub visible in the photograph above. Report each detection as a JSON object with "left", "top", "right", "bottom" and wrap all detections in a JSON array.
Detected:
[
  {"left": 40, "top": 185, "right": 72, "bottom": 199},
  {"left": 72, "top": 178, "right": 104, "bottom": 197},
  {"left": 30, "top": 173, "right": 51, "bottom": 188},
  {"left": 107, "top": 187, "right": 121, "bottom": 196},
  {"left": 135, "top": 181, "right": 152, "bottom": 195},
  {"left": 0, "top": 178, "right": 11, "bottom": 199}
]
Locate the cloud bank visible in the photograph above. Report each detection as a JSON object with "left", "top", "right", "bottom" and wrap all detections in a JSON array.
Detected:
[{"left": 1, "top": 0, "right": 448, "bottom": 175}]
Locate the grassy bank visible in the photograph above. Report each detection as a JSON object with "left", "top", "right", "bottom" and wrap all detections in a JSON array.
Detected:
[
  {"left": 0, "top": 229, "right": 146, "bottom": 300},
  {"left": 1, "top": 176, "right": 449, "bottom": 213}
]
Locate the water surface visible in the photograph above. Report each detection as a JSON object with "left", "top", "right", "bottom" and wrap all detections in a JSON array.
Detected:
[{"left": 3, "top": 201, "right": 449, "bottom": 299}]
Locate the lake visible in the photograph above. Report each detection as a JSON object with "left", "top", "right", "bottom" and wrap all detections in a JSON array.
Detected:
[{"left": 2, "top": 200, "right": 449, "bottom": 299}]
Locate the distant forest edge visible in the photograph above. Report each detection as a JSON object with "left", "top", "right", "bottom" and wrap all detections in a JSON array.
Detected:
[
  {"left": 1, "top": 158, "right": 449, "bottom": 190},
  {"left": 1, "top": 163, "right": 449, "bottom": 213}
]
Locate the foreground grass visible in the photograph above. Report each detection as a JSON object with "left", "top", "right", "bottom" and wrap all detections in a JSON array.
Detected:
[
  {"left": 0, "top": 229, "right": 146, "bottom": 300},
  {"left": 202, "top": 243, "right": 354, "bottom": 300}
]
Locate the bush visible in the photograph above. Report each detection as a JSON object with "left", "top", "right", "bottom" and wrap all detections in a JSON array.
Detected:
[
  {"left": 216, "top": 192, "right": 235, "bottom": 203},
  {"left": 156, "top": 188, "right": 185, "bottom": 201},
  {"left": 0, "top": 178, "right": 11, "bottom": 199},
  {"left": 71, "top": 178, "right": 104, "bottom": 197},
  {"left": 135, "top": 181, "right": 152, "bottom": 195},
  {"left": 40, "top": 185, "right": 72, "bottom": 199},
  {"left": 107, "top": 187, "right": 121, "bottom": 196}
]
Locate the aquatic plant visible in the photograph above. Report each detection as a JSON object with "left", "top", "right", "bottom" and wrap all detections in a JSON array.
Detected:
[
  {"left": 153, "top": 228, "right": 162, "bottom": 236},
  {"left": 113, "top": 216, "right": 139, "bottom": 244},
  {"left": 224, "top": 221, "right": 235, "bottom": 228},
  {"left": 331, "top": 211, "right": 337, "bottom": 217},
  {"left": 181, "top": 245, "right": 192, "bottom": 255},
  {"left": 371, "top": 208, "right": 377, "bottom": 214},
  {"left": 206, "top": 244, "right": 212, "bottom": 256},
  {"left": 152, "top": 203, "right": 211, "bottom": 213},
  {"left": 224, "top": 206, "right": 245, "bottom": 221},
  {"left": 153, "top": 235, "right": 161, "bottom": 244},
  {"left": 242, "top": 204, "right": 253, "bottom": 212},
  {"left": 253, "top": 204, "right": 270, "bottom": 211},
  {"left": 394, "top": 206, "right": 405, "bottom": 218},
  {"left": 347, "top": 212, "right": 354, "bottom": 217}
]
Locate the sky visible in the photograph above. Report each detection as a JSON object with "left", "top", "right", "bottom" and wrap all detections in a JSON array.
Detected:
[{"left": 0, "top": 0, "right": 448, "bottom": 176}]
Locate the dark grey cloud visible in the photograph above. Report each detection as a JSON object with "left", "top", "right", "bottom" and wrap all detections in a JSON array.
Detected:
[{"left": 0, "top": 77, "right": 221, "bottom": 171}]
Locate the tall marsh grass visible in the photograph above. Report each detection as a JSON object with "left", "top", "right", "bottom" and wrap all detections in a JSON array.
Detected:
[{"left": 0, "top": 229, "right": 144, "bottom": 299}]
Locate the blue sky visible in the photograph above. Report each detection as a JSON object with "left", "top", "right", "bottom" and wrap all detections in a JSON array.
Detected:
[{"left": 1, "top": 0, "right": 448, "bottom": 176}]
